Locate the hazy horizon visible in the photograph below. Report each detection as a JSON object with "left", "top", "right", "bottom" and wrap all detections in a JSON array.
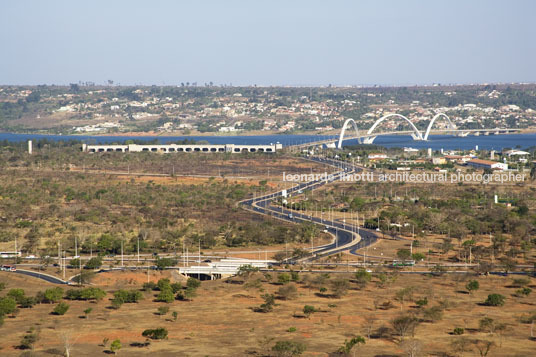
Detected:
[{"left": 1, "top": 0, "right": 535, "bottom": 86}]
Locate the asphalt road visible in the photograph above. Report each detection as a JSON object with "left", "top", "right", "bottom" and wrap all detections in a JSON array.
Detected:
[{"left": 240, "top": 156, "right": 379, "bottom": 260}]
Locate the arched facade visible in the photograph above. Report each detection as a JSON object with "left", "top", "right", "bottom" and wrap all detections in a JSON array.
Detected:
[{"left": 423, "top": 113, "right": 456, "bottom": 140}]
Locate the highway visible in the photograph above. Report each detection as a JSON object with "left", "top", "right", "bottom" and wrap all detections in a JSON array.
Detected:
[{"left": 240, "top": 156, "right": 380, "bottom": 261}]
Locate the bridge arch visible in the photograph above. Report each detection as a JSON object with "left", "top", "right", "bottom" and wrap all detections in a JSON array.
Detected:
[
  {"left": 423, "top": 113, "right": 456, "bottom": 140},
  {"left": 367, "top": 113, "right": 423, "bottom": 140},
  {"left": 337, "top": 118, "right": 361, "bottom": 149}
]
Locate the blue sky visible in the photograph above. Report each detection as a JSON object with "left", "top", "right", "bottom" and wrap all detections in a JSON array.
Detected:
[{"left": 1, "top": 0, "right": 535, "bottom": 86}]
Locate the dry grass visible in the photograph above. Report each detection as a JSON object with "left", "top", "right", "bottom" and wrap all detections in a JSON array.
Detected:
[{"left": 1, "top": 270, "right": 535, "bottom": 356}]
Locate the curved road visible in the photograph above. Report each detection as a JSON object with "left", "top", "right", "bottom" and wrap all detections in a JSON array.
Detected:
[
  {"left": 13, "top": 269, "right": 68, "bottom": 284},
  {"left": 240, "top": 156, "right": 379, "bottom": 261}
]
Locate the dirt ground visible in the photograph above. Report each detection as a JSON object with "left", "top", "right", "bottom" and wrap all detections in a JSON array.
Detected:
[{"left": 1, "top": 270, "right": 535, "bottom": 356}]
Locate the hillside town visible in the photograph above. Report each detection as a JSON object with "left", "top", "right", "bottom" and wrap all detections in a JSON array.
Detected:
[{"left": 0, "top": 84, "right": 535, "bottom": 134}]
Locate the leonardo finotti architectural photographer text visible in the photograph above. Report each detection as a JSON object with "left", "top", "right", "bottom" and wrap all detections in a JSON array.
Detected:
[{"left": 283, "top": 171, "right": 526, "bottom": 184}]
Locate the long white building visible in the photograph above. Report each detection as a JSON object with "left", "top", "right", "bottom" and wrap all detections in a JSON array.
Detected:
[{"left": 82, "top": 143, "right": 283, "bottom": 153}]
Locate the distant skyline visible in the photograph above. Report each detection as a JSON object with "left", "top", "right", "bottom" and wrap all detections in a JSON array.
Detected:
[{"left": 1, "top": 0, "right": 535, "bottom": 86}]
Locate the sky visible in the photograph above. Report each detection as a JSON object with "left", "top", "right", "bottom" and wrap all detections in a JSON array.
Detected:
[{"left": 1, "top": 0, "right": 535, "bottom": 86}]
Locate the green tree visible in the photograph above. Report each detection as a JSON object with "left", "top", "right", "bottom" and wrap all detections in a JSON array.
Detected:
[
  {"left": 44, "top": 287, "right": 64, "bottom": 303},
  {"left": 337, "top": 335, "right": 365, "bottom": 355},
  {"left": 157, "top": 306, "right": 169, "bottom": 316},
  {"left": 396, "top": 249, "right": 412, "bottom": 261},
  {"left": 466, "top": 280, "right": 479, "bottom": 294},
  {"left": 186, "top": 277, "right": 201, "bottom": 289},
  {"left": 53, "top": 302, "right": 70, "bottom": 315},
  {"left": 0, "top": 297, "right": 17, "bottom": 315},
  {"left": 142, "top": 328, "right": 168, "bottom": 340},
  {"left": 155, "top": 257, "right": 177, "bottom": 270},
  {"left": 354, "top": 269, "right": 372, "bottom": 288},
  {"left": 84, "top": 307, "right": 93, "bottom": 319},
  {"left": 278, "top": 273, "right": 291, "bottom": 285},
  {"left": 84, "top": 257, "right": 102, "bottom": 269},
  {"left": 484, "top": 294, "right": 505, "bottom": 307},
  {"left": 110, "top": 339, "right": 122, "bottom": 354},
  {"left": 7, "top": 288, "right": 26, "bottom": 304},
  {"left": 303, "top": 305, "right": 316, "bottom": 318}
]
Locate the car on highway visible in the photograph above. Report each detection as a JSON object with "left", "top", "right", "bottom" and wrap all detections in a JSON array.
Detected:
[{"left": 1, "top": 264, "right": 17, "bottom": 271}]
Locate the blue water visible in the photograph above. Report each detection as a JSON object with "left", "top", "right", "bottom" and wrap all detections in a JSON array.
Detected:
[{"left": 0, "top": 132, "right": 534, "bottom": 151}]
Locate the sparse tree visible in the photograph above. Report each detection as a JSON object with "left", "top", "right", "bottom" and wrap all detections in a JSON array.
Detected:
[
  {"left": 110, "top": 339, "right": 122, "bottom": 354},
  {"left": 400, "top": 338, "right": 422, "bottom": 357},
  {"left": 392, "top": 315, "right": 420, "bottom": 340}
]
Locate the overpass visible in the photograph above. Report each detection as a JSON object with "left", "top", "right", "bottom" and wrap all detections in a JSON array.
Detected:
[{"left": 291, "top": 112, "right": 521, "bottom": 149}]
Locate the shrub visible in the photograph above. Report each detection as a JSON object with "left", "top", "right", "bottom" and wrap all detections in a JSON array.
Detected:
[
  {"left": 330, "top": 279, "right": 349, "bottom": 298},
  {"left": 156, "top": 287, "right": 175, "bottom": 303},
  {"left": 19, "top": 331, "right": 39, "bottom": 350},
  {"left": 355, "top": 269, "right": 372, "bottom": 288},
  {"left": 256, "top": 294, "right": 275, "bottom": 313},
  {"left": 155, "top": 257, "right": 177, "bottom": 270},
  {"left": 515, "top": 287, "right": 532, "bottom": 297},
  {"left": 142, "top": 328, "right": 168, "bottom": 340},
  {"left": 52, "top": 302, "right": 70, "bottom": 315},
  {"left": 278, "top": 284, "right": 298, "bottom": 300},
  {"left": 484, "top": 294, "right": 505, "bottom": 306},
  {"left": 272, "top": 340, "right": 306, "bottom": 357},
  {"left": 337, "top": 335, "right": 365, "bottom": 355},
  {"left": 112, "top": 289, "right": 143, "bottom": 307},
  {"left": 186, "top": 277, "right": 201, "bottom": 289},
  {"left": 422, "top": 306, "right": 443, "bottom": 322},
  {"left": 170, "top": 282, "right": 182, "bottom": 293},
  {"left": 84, "top": 257, "right": 102, "bottom": 269},
  {"left": 156, "top": 278, "right": 171, "bottom": 291},
  {"left": 18, "top": 296, "right": 36, "bottom": 308},
  {"left": 143, "top": 282, "right": 157, "bottom": 291},
  {"left": 415, "top": 297, "right": 428, "bottom": 307},
  {"left": 290, "top": 271, "right": 299, "bottom": 282},
  {"left": 466, "top": 280, "right": 479, "bottom": 294},
  {"left": 176, "top": 287, "right": 197, "bottom": 301},
  {"left": 303, "top": 305, "right": 316, "bottom": 318},
  {"left": 278, "top": 273, "right": 291, "bottom": 285},
  {"left": 43, "top": 287, "right": 64, "bottom": 303},
  {"left": 287, "top": 327, "right": 297, "bottom": 332},
  {"left": 65, "top": 287, "right": 106, "bottom": 301},
  {"left": 84, "top": 307, "right": 93, "bottom": 318},
  {"left": 453, "top": 327, "right": 465, "bottom": 335},
  {"left": 511, "top": 277, "right": 530, "bottom": 287},
  {"left": 110, "top": 339, "right": 121, "bottom": 354},
  {"left": 7, "top": 288, "right": 26, "bottom": 304},
  {"left": 157, "top": 306, "right": 169, "bottom": 316},
  {"left": 396, "top": 249, "right": 411, "bottom": 260},
  {"left": 0, "top": 297, "right": 17, "bottom": 315}
]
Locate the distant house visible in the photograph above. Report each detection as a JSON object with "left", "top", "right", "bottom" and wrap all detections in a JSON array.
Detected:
[
  {"left": 368, "top": 153, "right": 388, "bottom": 161},
  {"left": 504, "top": 149, "right": 530, "bottom": 157},
  {"left": 432, "top": 157, "right": 446, "bottom": 165},
  {"left": 466, "top": 159, "right": 508, "bottom": 171},
  {"left": 444, "top": 155, "right": 473, "bottom": 164}
]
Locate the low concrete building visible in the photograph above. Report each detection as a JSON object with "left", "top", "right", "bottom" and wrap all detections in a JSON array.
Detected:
[
  {"left": 82, "top": 143, "right": 282, "bottom": 154},
  {"left": 466, "top": 158, "right": 508, "bottom": 170}
]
